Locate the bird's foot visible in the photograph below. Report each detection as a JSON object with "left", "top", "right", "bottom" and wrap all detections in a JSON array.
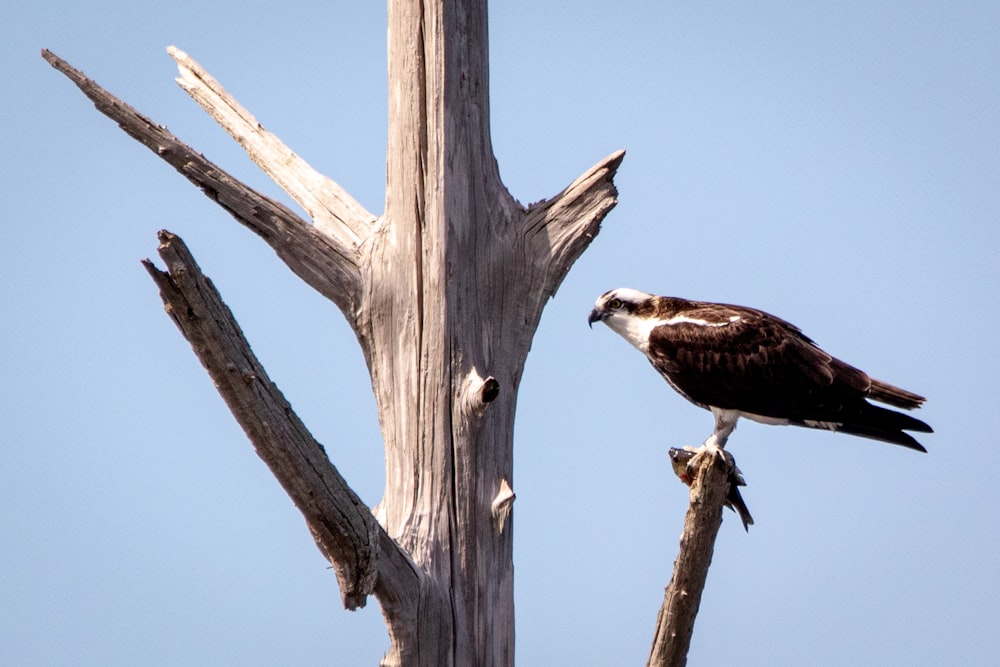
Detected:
[
  {"left": 701, "top": 433, "right": 721, "bottom": 450},
  {"left": 691, "top": 437, "right": 729, "bottom": 470},
  {"left": 667, "top": 444, "right": 754, "bottom": 531},
  {"left": 669, "top": 442, "right": 726, "bottom": 483}
]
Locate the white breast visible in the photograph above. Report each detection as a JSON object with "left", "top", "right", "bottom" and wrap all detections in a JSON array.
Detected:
[{"left": 603, "top": 313, "right": 659, "bottom": 353}]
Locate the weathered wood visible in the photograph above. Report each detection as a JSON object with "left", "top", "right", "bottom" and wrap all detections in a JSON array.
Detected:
[
  {"left": 141, "top": 230, "right": 420, "bottom": 612},
  {"left": 167, "top": 46, "right": 375, "bottom": 247},
  {"left": 41, "top": 48, "right": 364, "bottom": 318},
  {"left": 45, "top": 1, "right": 623, "bottom": 663},
  {"left": 647, "top": 449, "right": 733, "bottom": 667},
  {"left": 371, "top": 4, "right": 625, "bottom": 664}
]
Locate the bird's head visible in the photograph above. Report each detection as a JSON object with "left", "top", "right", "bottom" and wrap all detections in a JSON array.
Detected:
[{"left": 588, "top": 288, "right": 659, "bottom": 351}]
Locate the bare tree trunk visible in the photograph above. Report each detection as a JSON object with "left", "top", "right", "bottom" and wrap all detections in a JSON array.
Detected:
[
  {"left": 44, "top": 0, "right": 622, "bottom": 663},
  {"left": 647, "top": 451, "right": 733, "bottom": 667},
  {"left": 369, "top": 2, "right": 518, "bottom": 661}
]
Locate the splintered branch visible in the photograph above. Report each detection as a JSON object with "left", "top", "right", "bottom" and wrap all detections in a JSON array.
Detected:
[
  {"left": 647, "top": 449, "right": 733, "bottom": 667},
  {"left": 523, "top": 149, "right": 624, "bottom": 299},
  {"left": 167, "top": 46, "right": 375, "bottom": 246},
  {"left": 41, "top": 49, "right": 363, "bottom": 318},
  {"left": 141, "top": 230, "right": 419, "bottom": 613}
]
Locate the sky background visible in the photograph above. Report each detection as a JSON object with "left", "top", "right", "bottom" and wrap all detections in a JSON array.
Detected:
[{"left": 4, "top": 1, "right": 998, "bottom": 665}]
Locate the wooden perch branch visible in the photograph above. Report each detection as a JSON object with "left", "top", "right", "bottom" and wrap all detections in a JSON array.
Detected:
[
  {"left": 141, "top": 230, "right": 419, "bottom": 614},
  {"left": 167, "top": 46, "right": 375, "bottom": 247},
  {"left": 647, "top": 449, "right": 733, "bottom": 667},
  {"left": 41, "top": 48, "right": 363, "bottom": 318}
]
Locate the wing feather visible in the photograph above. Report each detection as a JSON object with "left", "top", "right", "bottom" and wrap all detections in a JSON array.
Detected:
[
  {"left": 646, "top": 304, "right": 836, "bottom": 415},
  {"left": 644, "top": 301, "right": 932, "bottom": 449}
]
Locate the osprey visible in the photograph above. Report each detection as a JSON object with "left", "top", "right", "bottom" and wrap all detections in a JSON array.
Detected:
[{"left": 588, "top": 288, "right": 932, "bottom": 452}]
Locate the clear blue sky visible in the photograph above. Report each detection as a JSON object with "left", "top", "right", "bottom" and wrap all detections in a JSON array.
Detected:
[{"left": 4, "top": 1, "right": 998, "bottom": 665}]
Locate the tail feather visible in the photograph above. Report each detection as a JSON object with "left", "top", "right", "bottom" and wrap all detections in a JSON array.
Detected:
[
  {"left": 864, "top": 401, "right": 933, "bottom": 433},
  {"left": 868, "top": 378, "right": 926, "bottom": 410},
  {"left": 835, "top": 422, "right": 928, "bottom": 452},
  {"left": 834, "top": 402, "right": 932, "bottom": 452}
]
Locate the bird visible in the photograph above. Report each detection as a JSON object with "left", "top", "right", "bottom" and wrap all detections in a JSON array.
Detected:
[{"left": 588, "top": 288, "right": 932, "bottom": 452}]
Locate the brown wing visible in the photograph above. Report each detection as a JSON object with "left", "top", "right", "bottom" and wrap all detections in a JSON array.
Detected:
[
  {"left": 645, "top": 302, "right": 931, "bottom": 450},
  {"left": 646, "top": 303, "right": 840, "bottom": 417}
]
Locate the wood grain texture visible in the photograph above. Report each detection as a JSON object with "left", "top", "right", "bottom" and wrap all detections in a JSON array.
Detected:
[
  {"left": 41, "top": 48, "right": 364, "bottom": 318},
  {"left": 167, "top": 46, "right": 375, "bottom": 248},
  {"left": 647, "top": 449, "right": 732, "bottom": 667},
  {"left": 142, "top": 231, "right": 419, "bottom": 613},
  {"left": 45, "top": 1, "right": 622, "bottom": 663}
]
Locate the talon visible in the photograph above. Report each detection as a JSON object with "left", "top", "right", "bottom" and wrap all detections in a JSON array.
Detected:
[{"left": 668, "top": 445, "right": 754, "bottom": 532}]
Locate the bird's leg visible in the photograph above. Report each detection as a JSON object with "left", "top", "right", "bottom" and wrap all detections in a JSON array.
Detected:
[
  {"left": 684, "top": 410, "right": 740, "bottom": 479},
  {"left": 703, "top": 409, "right": 740, "bottom": 452}
]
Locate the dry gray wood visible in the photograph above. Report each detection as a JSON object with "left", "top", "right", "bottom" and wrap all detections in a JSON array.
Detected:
[
  {"left": 45, "top": 1, "right": 623, "bottom": 663},
  {"left": 167, "top": 46, "right": 375, "bottom": 247},
  {"left": 40, "top": 48, "right": 364, "bottom": 318},
  {"left": 370, "top": 4, "right": 621, "bottom": 663},
  {"left": 141, "top": 230, "right": 420, "bottom": 613},
  {"left": 647, "top": 449, "right": 733, "bottom": 667}
]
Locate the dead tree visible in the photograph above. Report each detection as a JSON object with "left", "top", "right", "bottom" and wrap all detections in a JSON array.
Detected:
[
  {"left": 45, "top": 2, "right": 744, "bottom": 664},
  {"left": 44, "top": 1, "right": 621, "bottom": 664}
]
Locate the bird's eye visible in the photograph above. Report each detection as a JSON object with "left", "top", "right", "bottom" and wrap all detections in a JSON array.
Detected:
[{"left": 608, "top": 298, "right": 623, "bottom": 310}]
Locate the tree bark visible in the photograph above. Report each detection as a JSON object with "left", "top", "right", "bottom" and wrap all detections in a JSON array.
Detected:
[
  {"left": 647, "top": 450, "right": 733, "bottom": 667},
  {"left": 44, "top": 1, "right": 622, "bottom": 663},
  {"left": 368, "top": 6, "right": 622, "bottom": 663},
  {"left": 141, "top": 231, "right": 419, "bottom": 613}
]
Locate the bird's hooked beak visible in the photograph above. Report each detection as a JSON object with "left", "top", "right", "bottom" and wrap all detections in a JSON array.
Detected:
[{"left": 587, "top": 307, "right": 605, "bottom": 329}]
